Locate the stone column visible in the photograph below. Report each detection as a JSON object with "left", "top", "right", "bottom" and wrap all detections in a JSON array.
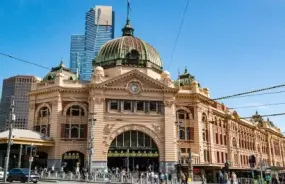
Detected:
[
  {"left": 195, "top": 106, "right": 204, "bottom": 163},
  {"left": 267, "top": 136, "right": 273, "bottom": 166},
  {"left": 90, "top": 95, "right": 106, "bottom": 170},
  {"left": 209, "top": 122, "right": 215, "bottom": 163},
  {"left": 47, "top": 95, "right": 62, "bottom": 170},
  {"left": 162, "top": 98, "right": 177, "bottom": 172}
]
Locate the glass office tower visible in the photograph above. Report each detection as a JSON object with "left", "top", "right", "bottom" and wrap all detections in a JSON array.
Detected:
[
  {"left": 70, "top": 35, "right": 85, "bottom": 74},
  {"left": 69, "top": 6, "right": 115, "bottom": 81}
]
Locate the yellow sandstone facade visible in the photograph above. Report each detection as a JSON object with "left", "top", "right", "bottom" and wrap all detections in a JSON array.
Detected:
[{"left": 26, "top": 20, "right": 285, "bottom": 176}]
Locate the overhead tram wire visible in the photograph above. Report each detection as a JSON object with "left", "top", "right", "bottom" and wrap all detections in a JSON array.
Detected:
[
  {"left": 0, "top": 52, "right": 50, "bottom": 70},
  {"left": 166, "top": 0, "right": 190, "bottom": 70},
  {"left": 185, "top": 83, "right": 285, "bottom": 106},
  {"left": 229, "top": 102, "right": 285, "bottom": 110},
  {"left": 241, "top": 112, "right": 285, "bottom": 119}
]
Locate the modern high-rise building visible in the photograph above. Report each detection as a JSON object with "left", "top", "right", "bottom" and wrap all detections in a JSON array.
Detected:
[
  {"left": 0, "top": 75, "right": 39, "bottom": 131},
  {"left": 69, "top": 5, "right": 115, "bottom": 81},
  {"left": 69, "top": 35, "right": 85, "bottom": 74}
]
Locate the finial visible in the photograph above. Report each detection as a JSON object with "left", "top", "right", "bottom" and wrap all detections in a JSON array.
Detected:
[
  {"left": 59, "top": 58, "right": 65, "bottom": 68},
  {"left": 184, "top": 66, "right": 188, "bottom": 74},
  {"left": 122, "top": 0, "right": 134, "bottom": 36},
  {"left": 255, "top": 110, "right": 258, "bottom": 115}
]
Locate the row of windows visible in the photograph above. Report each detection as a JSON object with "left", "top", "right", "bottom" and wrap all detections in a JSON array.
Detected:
[
  {"left": 60, "top": 124, "right": 87, "bottom": 139},
  {"left": 217, "top": 151, "right": 228, "bottom": 163},
  {"left": 179, "top": 127, "right": 194, "bottom": 141},
  {"left": 215, "top": 133, "right": 227, "bottom": 145},
  {"left": 107, "top": 100, "right": 164, "bottom": 114}
]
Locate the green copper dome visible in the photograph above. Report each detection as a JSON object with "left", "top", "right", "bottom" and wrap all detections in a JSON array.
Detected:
[
  {"left": 43, "top": 60, "right": 78, "bottom": 81},
  {"left": 93, "top": 20, "right": 163, "bottom": 72}
]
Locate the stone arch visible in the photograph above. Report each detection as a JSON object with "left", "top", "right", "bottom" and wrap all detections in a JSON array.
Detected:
[
  {"left": 63, "top": 102, "right": 88, "bottom": 116},
  {"left": 105, "top": 124, "right": 163, "bottom": 160},
  {"left": 35, "top": 103, "right": 52, "bottom": 119}
]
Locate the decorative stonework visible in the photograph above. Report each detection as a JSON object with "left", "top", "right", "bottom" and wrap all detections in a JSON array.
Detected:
[
  {"left": 164, "top": 100, "right": 174, "bottom": 107},
  {"left": 29, "top": 104, "right": 35, "bottom": 110},
  {"left": 152, "top": 124, "right": 162, "bottom": 134},
  {"left": 103, "top": 124, "right": 115, "bottom": 135},
  {"left": 94, "top": 97, "right": 105, "bottom": 105}
]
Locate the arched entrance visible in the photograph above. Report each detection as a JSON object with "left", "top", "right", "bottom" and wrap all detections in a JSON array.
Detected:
[
  {"left": 62, "top": 151, "right": 84, "bottom": 172},
  {"left": 108, "top": 130, "right": 159, "bottom": 172}
]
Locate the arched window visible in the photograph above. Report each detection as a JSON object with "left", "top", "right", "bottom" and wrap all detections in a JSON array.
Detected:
[
  {"left": 35, "top": 106, "right": 50, "bottom": 136},
  {"left": 126, "top": 49, "right": 140, "bottom": 64},
  {"left": 38, "top": 107, "right": 50, "bottom": 118},
  {"left": 66, "top": 105, "right": 85, "bottom": 116},
  {"left": 202, "top": 113, "right": 207, "bottom": 123},
  {"left": 232, "top": 137, "right": 237, "bottom": 147}
]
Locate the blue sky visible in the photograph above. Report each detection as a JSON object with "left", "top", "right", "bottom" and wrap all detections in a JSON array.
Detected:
[{"left": 0, "top": 0, "right": 285, "bottom": 130}]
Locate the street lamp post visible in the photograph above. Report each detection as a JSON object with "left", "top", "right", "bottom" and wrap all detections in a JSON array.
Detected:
[
  {"left": 88, "top": 115, "right": 96, "bottom": 175},
  {"left": 3, "top": 96, "right": 16, "bottom": 183}
]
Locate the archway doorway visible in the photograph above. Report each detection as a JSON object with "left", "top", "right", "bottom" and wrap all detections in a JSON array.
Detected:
[
  {"left": 33, "top": 152, "right": 48, "bottom": 169},
  {"left": 107, "top": 130, "right": 159, "bottom": 172},
  {"left": 62, "top": 151, "right": 84, "bottom": 172}
]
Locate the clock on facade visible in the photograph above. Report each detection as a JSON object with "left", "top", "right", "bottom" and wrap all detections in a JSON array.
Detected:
[{"left": 129, "top": 83, "right": 140, "bottom": 94}]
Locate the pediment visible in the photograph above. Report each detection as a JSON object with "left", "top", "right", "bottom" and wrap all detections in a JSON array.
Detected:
[{"left": 93, "top": 69, "right": 178, "bottom": 93}]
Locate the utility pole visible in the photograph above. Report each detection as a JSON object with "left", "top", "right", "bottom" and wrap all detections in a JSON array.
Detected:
[
  {"left": 3, "top": 96, "right": 16, "bottom": 183},
  {"left": 17, "top": 144, "right": 23, "bottom": 168},
  {"left": 88, "top": 114, "right": 96, "bottom": 175},
  {"left": 188, "top": 148, "right": 193, "bottom": 182}
]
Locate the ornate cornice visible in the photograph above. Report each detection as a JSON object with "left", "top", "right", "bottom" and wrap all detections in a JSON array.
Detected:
[
  {"left": 89, "top": 70, "right": 179, "bottom": 93},
  {"left": 29, "top": 86, "right": 88, "bottom": 96}
]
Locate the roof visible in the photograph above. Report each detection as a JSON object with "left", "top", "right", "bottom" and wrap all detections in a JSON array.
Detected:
[
  {"left": 0, "top": 129, "right": 52, "bottom": 141},
  {"left": 43, "top": 60, "right": 77, "bottom": 81},
  {"left": 93, "top": 20, "right": 163, "bottom": 72}
]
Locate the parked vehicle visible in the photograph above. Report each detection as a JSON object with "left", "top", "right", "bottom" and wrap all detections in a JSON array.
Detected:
[{"left": 7, "top": 168, "right": 39, "bottom": 183}]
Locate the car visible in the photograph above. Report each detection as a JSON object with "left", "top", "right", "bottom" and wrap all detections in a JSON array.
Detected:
[{"left": 7, "top": 168, "right": 39, "bottom": 183}]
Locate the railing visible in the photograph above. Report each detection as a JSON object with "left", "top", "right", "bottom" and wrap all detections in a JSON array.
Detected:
[{"left": 38, "top": 171, "right": 182, "bottom": 184}]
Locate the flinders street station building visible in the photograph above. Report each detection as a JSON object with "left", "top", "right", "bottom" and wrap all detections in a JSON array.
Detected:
[{"left": 1, "top": 19, "right": 285, "bottom": 182}]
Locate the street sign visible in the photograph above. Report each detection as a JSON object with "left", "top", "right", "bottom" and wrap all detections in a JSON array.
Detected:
[{"left": 29, "top": 156, "right": 34, "bottom": 162}]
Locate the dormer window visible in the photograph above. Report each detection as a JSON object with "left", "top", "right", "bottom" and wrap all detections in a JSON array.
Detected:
[{"left": 126, "top": 49, "right": 139, "bottom": 64}]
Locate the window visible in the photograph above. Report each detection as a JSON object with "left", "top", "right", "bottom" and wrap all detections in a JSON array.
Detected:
[
  {"left": 61, "top": 124, "right": 87, "bottom": 139},
  {"left": 220, "top": 134, "right": 223, "bottom": 145},
  {"left": 110, "top": 100, "right": 118, "bottom": 110},
  {"left": 136, "top": 101, "right": 144, "bottom": 111},
  {"left": 217, "top": 152, "right": 220, "bottom": 163},
  {"left": 149, "top": 101, "right": 157, "bottom": 112},
  {"left": 216, "top": 133, "right": 219, "bottom": 144},
  {"left": 180, "top": 129, "right": 185, "bottom": 140},
  {"left": 123, "top": 101, "right": 131, "bottom": 111},
  {"left": 39, "top": 107, "right": 49, "bottom": 118},
  {"left": 66, "top": 105, "right": 85, "bottom": 116},
  {"left": 224, "top": 135, "right": 227, "bottom": 145}
]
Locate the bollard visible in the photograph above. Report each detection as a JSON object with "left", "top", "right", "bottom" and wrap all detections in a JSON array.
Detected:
[
  {"left": 48, "top": 171, "right": 51, "bottom": 178},
  {"left": 70, "top": 172, "right": 73, "bottom": 180},
  {"left": 131, "top": 175, "right": 134, "bottom": 183},
  {"left": 62, "top": 172, "right": 65, "bottom": 179},
  {"left": 55, "top": 171, "right": 58, "bottom": 178}
]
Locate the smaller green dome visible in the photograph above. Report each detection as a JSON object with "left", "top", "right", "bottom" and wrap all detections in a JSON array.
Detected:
[
  {"left": 43, "top": 60, "right": 77, "bottom": 81},
  {"left": 174, "top": 67, "right": 198, "bottom": 87}
]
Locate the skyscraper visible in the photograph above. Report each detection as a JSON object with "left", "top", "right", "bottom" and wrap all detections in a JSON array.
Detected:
[
  {"left": 69, "top": 6, "right": 115, "bottom": 81},
  {"left": 0, "top": 75, "right": 39, "bottom": 131},
  {"left": 69, "top": 35, "right": 85, "bottom": 74}
]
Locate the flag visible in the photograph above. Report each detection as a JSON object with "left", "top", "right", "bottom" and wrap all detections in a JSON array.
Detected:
[{"left": 127, "top": 0, "right": 131, "bottom": 12}]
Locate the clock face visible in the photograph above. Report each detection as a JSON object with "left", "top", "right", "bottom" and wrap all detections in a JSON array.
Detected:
[{"left": 129, "top": 83, "right": 140, "bottom": 94}]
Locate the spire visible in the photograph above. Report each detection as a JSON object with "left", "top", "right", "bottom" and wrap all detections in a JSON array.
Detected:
[
  {"left": 184, "top": 66, "right": 188, "bottom": 74},
  {"left": 122, "top": 0, "right": 134, "bottom": 36}
]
